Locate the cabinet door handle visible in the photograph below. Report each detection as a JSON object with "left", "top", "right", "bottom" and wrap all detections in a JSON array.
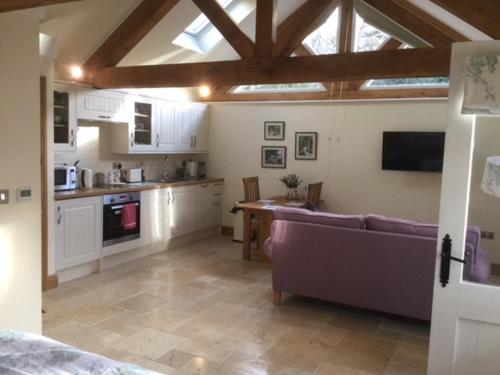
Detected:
[
  {"left": 201, "top": 184, "right": 208, "bottom": 188},
  {"left": 131, "top": 132, "right": 134, "bottom": 148},
  {"left": 70, "top": 129, "right": 75, "bottom": 147},
  {"left": 156, "top": 133, "right": 160, "bottom": 147},
  {"left": 171, "top": 191, "right": 175, "bottom": 204},
  {"left": 194, "top": 136, "right": 197, "bottom": 148},
  {"left": 98, "top": 115, "right": 110, "bottom": 119},
  {"left": 57, "top": 206, "right": 62, "bottom": 224},
  {"left": 167, "top": 192, "right": 171, "bottom": 205}
]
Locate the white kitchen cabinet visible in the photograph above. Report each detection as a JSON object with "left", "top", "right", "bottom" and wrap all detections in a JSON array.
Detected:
[
  {"left": 53, "top": 83, "right": 77, "bottom": 152},
  {"left": 55, "top": 197, "right": 102, "bottom": 271},
  {"left": 140, "top": 189, "right": 170, "bottom": 246},
  {"left": 156, "top": 100, "right": 177, "bottom": 152},
  {"left": 76, "top": 89, "right": 126, "bottom": 123},
  {"left": 169, "top": 186, "right": 196, "bottom": 237},
  {"left": 191, "top": 105, "right": 209, "bottom": 153}
]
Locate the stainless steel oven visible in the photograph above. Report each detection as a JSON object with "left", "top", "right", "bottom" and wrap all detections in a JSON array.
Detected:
[{"left": 103, "top": 192, "right": 141, "bottom": 247}]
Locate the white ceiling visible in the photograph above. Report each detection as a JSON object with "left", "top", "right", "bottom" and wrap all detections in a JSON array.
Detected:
[{"left": 39, "top": 0, "right": 491, "bottom": 69}]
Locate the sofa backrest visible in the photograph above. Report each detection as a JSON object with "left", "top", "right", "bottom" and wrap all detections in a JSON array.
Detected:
[
  {"left": 273, "top": 207, "right": 365, "bottom": 229},
  {"left": 365, "top": 214, "right": 481, "bottom": 252}
]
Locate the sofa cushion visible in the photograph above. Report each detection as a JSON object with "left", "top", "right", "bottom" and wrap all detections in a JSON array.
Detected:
[{"left": 273, "top": 207, "right": 365, "bottom": 229}]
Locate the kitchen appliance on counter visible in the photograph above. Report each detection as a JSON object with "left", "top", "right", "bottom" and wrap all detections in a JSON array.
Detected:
[
  {"left": 54, "top": 165, "right": 78, "bottom": 191},
  {"left": 80, "top": 168, "right": 93, "bottom": 189},
  {"left": 186, "top": 161, "right": 198, "bottom": 178},
  {"left": 103, "top": 191, "right": 141, "bottom": 247},
  {"left": 123, "top": 168, "right": 142, "bottom": 183},
  {"left": 197, "top": 162, "right": 206, "bottom": 178}
]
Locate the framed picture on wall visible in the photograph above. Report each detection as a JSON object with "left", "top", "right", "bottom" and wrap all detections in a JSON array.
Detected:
[
  {"left": 262, "top": 146, "right": 287, "bottom": 168},
  {"left": 295, "top": 132, "right": 318, "bottom": 160},
  {"left": 264, "top": 121, "right": 285, "bottom": 140}
]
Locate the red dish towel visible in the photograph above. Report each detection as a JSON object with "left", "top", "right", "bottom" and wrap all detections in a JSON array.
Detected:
[{"left": 121, "top": 203, "right": 137, "bottom": 230}]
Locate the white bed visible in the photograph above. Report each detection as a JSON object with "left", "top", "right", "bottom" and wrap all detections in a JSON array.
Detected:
[{"left": 0, "top": 330, "right": 161, "bottom": 375}]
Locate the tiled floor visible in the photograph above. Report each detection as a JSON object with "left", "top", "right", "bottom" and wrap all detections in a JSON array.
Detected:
[{"left": 43, "top": 235, "right": 430, "bottom": 375}]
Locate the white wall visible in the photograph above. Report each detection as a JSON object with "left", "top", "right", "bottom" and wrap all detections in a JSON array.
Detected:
[
  {"left": 0, "top": 12, "right": 42, "bottom": 333},
  {"left": 207, "top": 100, "right": 447, "bottom": 227},
  {"left": 468, "top": 117, "right": 500, "bottom": 264}
]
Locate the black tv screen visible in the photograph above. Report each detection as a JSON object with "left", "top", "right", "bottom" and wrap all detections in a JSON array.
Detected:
[{"left": 382, "top": 132, "right": 445, "bottom": 172}]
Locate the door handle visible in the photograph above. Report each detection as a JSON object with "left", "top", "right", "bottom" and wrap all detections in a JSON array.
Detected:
[
  {"left": 131, "top": 132, "right": 134, "bottom": 148},
  {"left": 439, "top": 234, "right": 466, "bottom": 288},
  {"left": 70, "top": 129, "right": 75, "bottom": 147},
  {"left": 57, "top": 206, "right": 62, "bottom": 224},
  {"left": 156, "top": 133, "right": 160, "bottom": 147}
]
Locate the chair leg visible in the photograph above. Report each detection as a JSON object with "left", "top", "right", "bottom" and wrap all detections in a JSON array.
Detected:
[{"left": 274, "top": 290, "right": 282, "bottom": 305}]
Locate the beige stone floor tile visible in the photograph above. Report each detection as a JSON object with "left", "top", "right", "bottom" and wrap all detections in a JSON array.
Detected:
[
  {"left": 120, "top": 353, "right": 177, "bottom": 374},
  {"left": 139, "top": 309, "right": 192, "bottom": 333},
  {"left": 261, "top": 327, "right": 347, "bottom": 372},
  {"left": 314, "top": 363, "right": 377, "bottom": 375},
  {"left": 153, "top": 269, "right": 201, "bottom": 284},
  {"left": 43, "top": 283, "right": 89, "bottom": 303},
  {"left": 95, "top": 310, "right": 144, "bottom": 336},
  {"left": 44, "top": 320, "right": 124, "bottom": 353},
  {"left": 69, "top": 302, "right": 124, "bottom": 325},
  {"left": 113, "top": 327, "right": 186, "bottom": 360},
  {"left": 224, "top": 351, "right": 312, "bottom": 375},
  {"left": 326, "top": 332, "right": 398, "bottom": 374},
  {"left": 157, "top": 349, "right": 196, "bottom": 369},
  {"left": 380, "top": 319, "right": 430, "bottom": 339},
  {"left": 328, "top": 311, "right": 383, "bottom": 335},
  {"left": 113, "top": 292, "right": 167, "bottom": 314},
  {"left": 256, "top": 304, "right": 332, "bottom": 332},
  {"left": 228, "top": 316, "right": 293, "bottom": 347},
  {"left": 172, "top": 356, "right": 223, "bottom": 375},
  {"left": 383, "top": 341, "right": 428, "bottom": 375}
]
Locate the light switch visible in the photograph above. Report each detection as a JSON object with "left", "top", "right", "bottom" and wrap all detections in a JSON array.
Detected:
[
  {"left": 0, "top": 190, "right": 9, "bottom": 204},
  {"left": 17, "top": 187, "right": 32, "bottom": 202}
]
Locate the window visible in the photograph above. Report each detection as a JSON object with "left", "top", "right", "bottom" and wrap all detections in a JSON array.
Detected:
[
  {"left": 354, "top": 13, "right": 390, "bottom": 52},
  {"left": 173, "top": 0, "right": 254, "bottom": 54},
  {"left": 185, "top": 0, "right": 233, "bottom": 36},
  {"left": 303, "top": 8, "right": 340, "bottom": 55},
  {"left": 231, "top": 83, "right": 327, "bottom": 94},
  {"left": 365, "top": 77, "right": 449, "bottom": 89}
]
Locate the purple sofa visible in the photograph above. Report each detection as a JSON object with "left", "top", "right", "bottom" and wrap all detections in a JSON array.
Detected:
[{"left": 264, "top": 208, "right": 491, "bottom": 321}]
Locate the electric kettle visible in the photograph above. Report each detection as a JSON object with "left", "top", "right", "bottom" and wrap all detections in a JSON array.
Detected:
[{"left": 80, "top": 168, "right": 93, "bottom": 189}]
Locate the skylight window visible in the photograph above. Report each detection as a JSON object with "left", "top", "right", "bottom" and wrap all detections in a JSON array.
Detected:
[
  {"left": 354, "top": 13, "right": 390, "bottom": 52},
  {"left": 231, "top": 83, "right": 327, "bottom": 94},
  {"left": 185, "top": 0, "right": 233, "bottom": 36},
  {"left": 173, "top": 0, "right": 253, "bottom": 55},
  {"left": 303, "top": 8, "right": 339, "bottom": 55},
  {"left": 365, "top": 77, "right": 449, "bottom": 89}
]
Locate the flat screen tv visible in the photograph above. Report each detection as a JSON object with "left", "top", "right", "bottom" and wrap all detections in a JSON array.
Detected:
[{"left": 382, "top": 131, "right": 445, "bottom": 172}]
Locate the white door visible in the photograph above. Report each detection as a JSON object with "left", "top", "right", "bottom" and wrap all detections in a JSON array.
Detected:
[
  {"left": 428, "top": 41, "right": 500, "bottom": 374},
  {"left": 55, "top": 197, "right": 101, "bottom": 270},
  {"left": 140, "top": 189, "right": 165, "bottom": 245},
  {"left": 156, "top": 100, "right": 177, "bottom": 152}
]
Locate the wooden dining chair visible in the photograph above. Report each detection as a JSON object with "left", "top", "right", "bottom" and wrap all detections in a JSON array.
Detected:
[
  {"left": 243, "top": 176, "right": 260, "bottom": 202},
  {"left": 306, "top": 182, "right": 323, "bottom": 207}
]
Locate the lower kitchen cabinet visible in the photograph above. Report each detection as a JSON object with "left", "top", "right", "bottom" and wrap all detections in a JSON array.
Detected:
[{"left": 55, "top": 196, "right": 102, "bottom": 271}]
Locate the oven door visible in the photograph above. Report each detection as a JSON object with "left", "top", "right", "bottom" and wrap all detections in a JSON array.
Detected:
[{"left": 103, "top": 201, "right": 140, "bottom": 247}]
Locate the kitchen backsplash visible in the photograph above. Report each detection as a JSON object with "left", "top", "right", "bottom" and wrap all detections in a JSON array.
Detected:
[{"left": 54, "top": 122, "right": 207, "bottom": 181}]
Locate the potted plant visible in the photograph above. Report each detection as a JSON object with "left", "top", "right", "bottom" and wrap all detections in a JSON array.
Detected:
[{"left": 279, "top": 173, "right": 302, "bottom": 200}]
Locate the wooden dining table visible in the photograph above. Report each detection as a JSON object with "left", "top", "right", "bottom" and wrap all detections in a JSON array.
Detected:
[{"left": 237, "top": 197, "right": 306, "bottom": 262}]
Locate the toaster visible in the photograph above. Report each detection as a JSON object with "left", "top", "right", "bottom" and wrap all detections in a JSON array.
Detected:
[{"left": 124, "top": 168, "right": 142, "bottom": 183}]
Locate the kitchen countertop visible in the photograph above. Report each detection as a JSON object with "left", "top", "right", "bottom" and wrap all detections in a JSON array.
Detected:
[{"left": 54, "top": 177, "right": 224, "bottom": 201}]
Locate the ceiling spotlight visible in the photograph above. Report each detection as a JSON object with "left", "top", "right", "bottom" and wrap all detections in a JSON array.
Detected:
[
  {"left": 70, "top": 65, "right": 84, "bottom": 80},
  {"left": 198, "top": 85, "right": 211, "bottom": 98}
]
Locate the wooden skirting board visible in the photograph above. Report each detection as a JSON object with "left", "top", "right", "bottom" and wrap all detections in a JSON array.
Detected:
[{"left": 45, "top": 274, "right": 59, "bottom": 290}]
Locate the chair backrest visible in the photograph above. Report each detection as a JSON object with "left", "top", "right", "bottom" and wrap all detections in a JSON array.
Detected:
[
  {"left": 243, "top": 176, "right": 260, "bottom": 202},
  {"left": 307, "top": 182, "right": 323, "bottom": 206}
]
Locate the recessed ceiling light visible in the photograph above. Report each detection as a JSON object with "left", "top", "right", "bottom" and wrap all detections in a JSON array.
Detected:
[
  {"left": 198, "top": 85, "right": 211, "bottom": 98},
  {"left": 70, "top": 65, "right": 84, "bottom": 80}
]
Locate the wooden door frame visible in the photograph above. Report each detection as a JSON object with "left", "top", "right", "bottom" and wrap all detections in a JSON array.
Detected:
[{"left": 41, "top": 76, "right": 58, "bottom": 291}]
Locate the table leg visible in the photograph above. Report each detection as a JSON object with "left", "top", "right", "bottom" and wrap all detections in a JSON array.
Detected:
[
  {"left": 243, "top": 209, "right": 252, "bottom": 261},
  {"left": 258, "top": 211, "right": 273, "bottom": 263}
]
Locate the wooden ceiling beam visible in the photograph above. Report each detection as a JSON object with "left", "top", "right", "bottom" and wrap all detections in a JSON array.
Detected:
[
  {"left": 203, "top": 87, "right": 448, "bottom": 102},
  {"left": 84, "top": 0, "right": 180, "bottom": 69},
  {"left": 363, "top": 0, "right": 468, "bottom": 46},
  {"left": 273, "top": 0, "right": 340, "bottom": 57},
  {"left": 430, "top": 0, "right": 500, "bottom": 39},
  {"left": 338, "top": 0, "right": 354, "bottom": 54},
  {"left": 192, "top": 0, "right": 255, "bottom": 59},
  {"left": 0, "top": 0, "right": 81, "bottom": 13},
  {"left": 293, "top": 44, "right": 333, "bottom": 90},
  {"left": 84, "top": 47, "right": 451, "bottom": 89},
  {"left": 255, "top": 0, "right": 277, "bottom": 58}
]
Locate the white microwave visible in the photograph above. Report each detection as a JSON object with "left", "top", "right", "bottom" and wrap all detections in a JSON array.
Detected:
[{"left": 54, "top": 166, "right": 78, "bottom": 191}]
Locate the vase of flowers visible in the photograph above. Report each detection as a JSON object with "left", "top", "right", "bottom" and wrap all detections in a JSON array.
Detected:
[{"left": 279, "top": 173, "right": 302, "bottom": 200}]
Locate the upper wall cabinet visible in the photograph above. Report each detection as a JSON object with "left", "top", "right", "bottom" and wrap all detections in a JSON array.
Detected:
[
  {"left": 110, "top": 98, "right": 209, "bottom": 154},
  {"left": 53, "top": 83, "right": 77, "bottom": 152},
  {"left": 76, "top": 89, "right": 127, "bottom": 123}
]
